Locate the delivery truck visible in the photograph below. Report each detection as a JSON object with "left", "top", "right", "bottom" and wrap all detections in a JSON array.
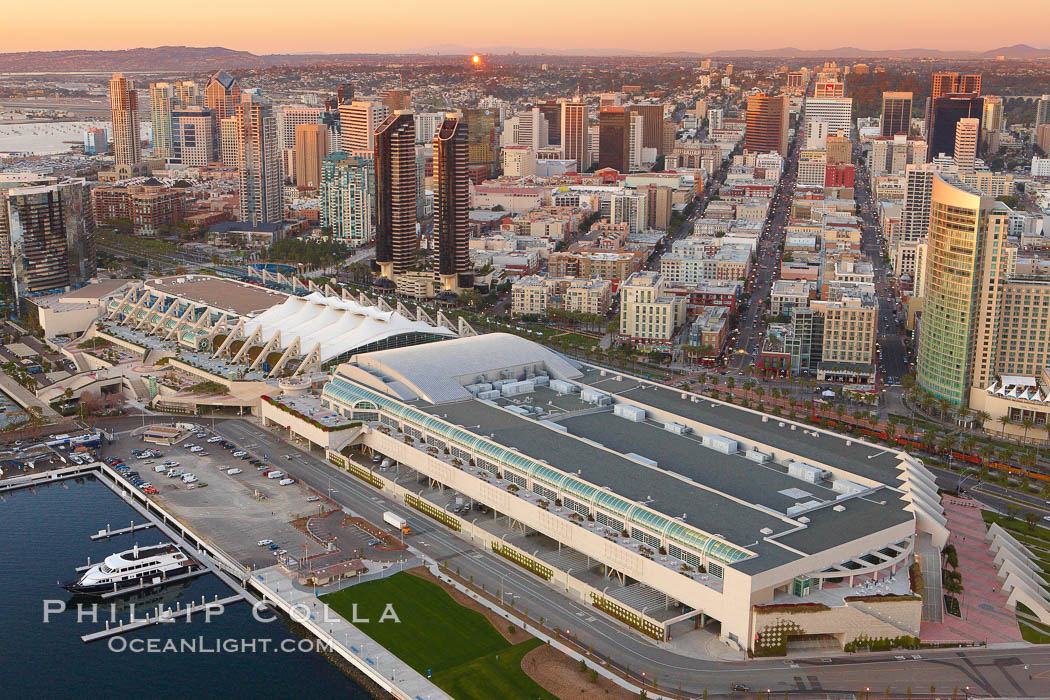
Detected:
[{"left": 383, "top": 511, "right": 410, "bottom": 534}]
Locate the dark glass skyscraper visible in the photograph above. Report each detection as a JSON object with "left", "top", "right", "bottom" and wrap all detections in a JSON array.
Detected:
[
  {"left": 374, "top": 112, "right": 417, "bottom": 278},
  {"left": 598, "top": 107, "right": 629, "bottom": 172},
  {"left": 433, "top": 116, "right": 472, "bottom": 291},
  {"left": 927, "top": 94, "right": 983, "bottom": 160}
]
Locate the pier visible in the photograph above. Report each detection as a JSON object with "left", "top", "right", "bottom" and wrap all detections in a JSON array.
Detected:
[
  {"left": 90, "top": 521, "right": 155, "bottom": 540},
  {"left": 81, "top": 594, "right": 245, "bottom": 642}
]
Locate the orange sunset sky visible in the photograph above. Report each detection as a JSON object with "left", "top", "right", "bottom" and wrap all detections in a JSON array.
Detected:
[{"left": 1, "top": 0, "right": 1046, "bottom": 54}]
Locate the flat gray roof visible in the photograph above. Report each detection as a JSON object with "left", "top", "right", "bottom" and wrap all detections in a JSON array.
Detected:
[
  {"left": 577, "top": 367, "right": 904, "bottom": 486},
  {"left": 416, "top": 390, "right": 913, "bottom": 575}
]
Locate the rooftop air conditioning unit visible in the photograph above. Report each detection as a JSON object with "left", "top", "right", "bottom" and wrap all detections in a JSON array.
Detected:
[{"left": 833, "top": 504, "right": 846, "bottom": 512}]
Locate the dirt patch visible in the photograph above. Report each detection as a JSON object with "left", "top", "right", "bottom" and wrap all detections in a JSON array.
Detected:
[
  {"left": 520, "top": 643, "right": 636, "bottom": 700},
  {"left": 405, "top": 566, "right": 530, "bottom": 645}
]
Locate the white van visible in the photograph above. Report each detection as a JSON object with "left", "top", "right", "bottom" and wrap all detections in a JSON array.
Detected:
[
  {"left": 182, "top": 473, "right": 197, "bottom": 483},
  {"left": 266, "top": 471, "right": 285, "bottom": 480},
  {"left": 278, "top": 478, "right": 295, "bottom": 486}
]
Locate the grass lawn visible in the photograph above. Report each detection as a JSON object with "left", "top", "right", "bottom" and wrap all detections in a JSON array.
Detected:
[
  {"left": 433, "top": 638, "right": 557, "bottom": 700},
  {"left": 981, "top": 511, "right": 1050, "bottom": 549},
  {"left": 1017, "top": 603, "right": 1050, "bottom": 644},
  {"left": 322, "top": 572, "right": 553, "bottom": 698},
  {"left": 322, "top": 572, "right": 508, "bottom": 673}
]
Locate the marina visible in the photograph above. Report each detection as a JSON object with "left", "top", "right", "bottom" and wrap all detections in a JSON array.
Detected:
[{"left": 0, "top": 473, "right": 370, "bottom": 699}]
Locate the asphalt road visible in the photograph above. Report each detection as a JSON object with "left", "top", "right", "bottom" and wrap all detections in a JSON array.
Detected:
[
  {"left": 202, "top": 418, "right": 1050, "bottom": 697},
  {"left": 849, "top": 145, "right": 910, "bottom": 382}
]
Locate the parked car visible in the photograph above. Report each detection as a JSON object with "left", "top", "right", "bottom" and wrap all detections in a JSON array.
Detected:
[
  {"left": 257, "top": 539, "right": 274, "bottom": 546},
  {"left": 227, "top": 468, "right": 242, "bottom": 475}
]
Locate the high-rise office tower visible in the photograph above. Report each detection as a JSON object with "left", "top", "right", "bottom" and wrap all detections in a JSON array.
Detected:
[
  {"left": 294, "top": 124, "right": 328, "bottom": 188},
  {"left": 174, "top": 80, "right": 201, "bottom": 107},
  {"left": 233, "top": 94, "right": 281, "bottom": 225},
  {"left": 560, "top": 100, "right": 589, "bottom": 171},
  {"left": 814, "top": 80, "right": 845, "bottom": 98},
  {"left": 628, "top": 112, "right": 645, "bottom": 171},
  {"left": 803, "top": 97, "right": 852, "bottom": 138},
  {"left": 881, "top": 92, "right": 913, "bottom": 137},
  {"left": 320, "top": 152, "right": 374, "bottom": 246},
  {"left": 931, "top": 72, "right": 982, "bottom": 100},
  {"left": 219, "top": 117, "right": 239, "bottom": 168},
  {"left": 433, "top": 116, "right": 472, "bottom": 291},
  {"left": 953, "top": 118, "right": 980, "bottom": 174},
  {"left": 597, "top": 107, "right": 630, "bottom": 172},
  {"left": 958, "top": 74, "right": 982, "bottom": 96},
  {"left": 464, "top": 108, "right": 499, "bottom": 177},
  {"left": 1035, "top": 95, "right": 1050, "bottom": 138},
  {"left": 4, "top": 180, "right": 94, "bottom": 310},
  {"left": 916, "top": 174, "right": 1008, "bottom": 405},
  {"left": 277, "top": 106, "right": 324, "bottom": 153},
  {"left": 338, "top": 100, "right": 389, "bottom": 153},
  {"left": 745, "top": 94, "right": 789, "bottom": 155},
  {"left": 382, "top": 88, "right": 411, "bottom": 111},
  {"left": 109, "top": 73, "right": 141, "bottom": 168},
  {"left": 149, "top": 82, "right": 175, "bottom": 159},
  {"left": 373, "top": 112, "right": 416, "bottom": 278},
  {"left": 206, "top": 71, "right": 240, "bottom": 162},
  {"left": 538, "top": 101, "right": 561, "bottom": 145},
  {"left": 415, "top": 112, "right": 445, "bottom": 145},
  {"left": 503, "top": 107, "right": 548, "bottom": 151},
  {"left": 205, "top": 71, "right": 240, "bottom": 120},
  {"left": 981, "top": 97, "right": 1004, "bottom": 133},
  {"left": 170, "top": 107, "right": 216, "bottom": 166},
  {"left": 927, "top": 94, "right": 983, "bottom": 160},
  {"left": 627, "top": 103, "right": 666, "bottom": 155}
]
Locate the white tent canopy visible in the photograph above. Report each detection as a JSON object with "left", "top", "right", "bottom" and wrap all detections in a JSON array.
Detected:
[{"left": 241, "top": 292, "right": 454, "bottom": 364}]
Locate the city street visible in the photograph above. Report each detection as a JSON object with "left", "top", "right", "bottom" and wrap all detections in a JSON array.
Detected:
[{"left": 194, "top": 417, "right": 1050, "bottom": 697}]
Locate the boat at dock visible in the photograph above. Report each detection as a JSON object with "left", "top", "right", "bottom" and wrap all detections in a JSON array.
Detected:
[{"left": 64, "top": 543, "right": 198, "bottom": 595}]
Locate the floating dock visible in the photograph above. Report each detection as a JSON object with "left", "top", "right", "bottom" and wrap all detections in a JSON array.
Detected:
[
  {"left": 81, "top": 594, "right": 245, "bottom": 642},
  {"left": 90, "top": 521, "right": 155, "bottom": 540}
]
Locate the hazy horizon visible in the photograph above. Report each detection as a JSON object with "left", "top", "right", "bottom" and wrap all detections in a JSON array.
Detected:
[{"left": 2, "top": 0, "right": 1048, "bottom": 55}]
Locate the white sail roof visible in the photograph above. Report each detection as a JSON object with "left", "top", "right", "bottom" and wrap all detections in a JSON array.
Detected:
[{"left": 242, "top": 292, "right": 454, "bottom": 363}]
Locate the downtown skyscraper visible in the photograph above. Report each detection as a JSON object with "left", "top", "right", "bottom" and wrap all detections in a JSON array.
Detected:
[
  {"left": 109, "top": 73, "right": 141, "bottom": 170},
  {"left": 374, "top": 112, "right": 417, "bottom": 278},
  {"left": 233, "top": 94, "right": 281, "bottom": 225},
  {"left": 745, "top": 94, "right": 789, "bottom": 155},
  {"left": 880, "top": 92, "right": 913, "bottom": 137},
  {"left": 433, "top": 116, "right": 471, "bottom": 291}
]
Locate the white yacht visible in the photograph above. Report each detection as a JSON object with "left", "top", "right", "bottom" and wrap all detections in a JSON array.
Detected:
[{"left": 65, "top": 543, "right": 196, "bottom": 595}]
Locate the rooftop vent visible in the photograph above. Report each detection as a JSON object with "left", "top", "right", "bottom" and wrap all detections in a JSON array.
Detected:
[
  {"left": 798, "top": 516, "right": 810, "bottom": 523},
  {"left": 833, "top": 504, "right": 846, "bottom": 512},
  {"left": 760, "top": 527, "right": 773, "bottom": 535}
]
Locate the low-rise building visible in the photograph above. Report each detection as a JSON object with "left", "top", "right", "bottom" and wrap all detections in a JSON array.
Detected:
[
  {"left": 91, "top": 178, "right": 186, "bottom": 237},
  {"left": 619, "top": 271, "right": 686, "bottom": 346}
]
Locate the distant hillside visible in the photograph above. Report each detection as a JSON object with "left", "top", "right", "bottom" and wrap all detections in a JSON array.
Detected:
[
  {"left": 0, "top": 44, "right": 1047, "bottom": 72},
  {"left": 0, "top": 46, "right": 268, "bottom": 72}
]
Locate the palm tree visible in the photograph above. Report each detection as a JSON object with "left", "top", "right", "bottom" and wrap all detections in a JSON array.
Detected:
[
  {"left": 998, "top": 415, "right": 1012, "bottom": 438},
  {"left": 1020, "top": 417, "right": 1035, "bottom": 444},
  {"left": 756, "top": 386, "right": 766, "bottom": 405},
  {"left": 974, "top": 410, "right": 991, "bottom": 433},
  {"left": 937, "top": 435, "right": 955, "bottom": 456}
]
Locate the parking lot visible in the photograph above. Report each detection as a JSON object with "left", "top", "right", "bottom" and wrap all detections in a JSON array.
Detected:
[{"left": 102, "top": 426, "right": 328, "bottom": 570}]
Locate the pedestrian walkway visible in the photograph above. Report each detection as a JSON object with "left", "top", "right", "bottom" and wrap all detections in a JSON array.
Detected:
[{"left": 919, "top": 496, "right": 1023, "bottom": 644}]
